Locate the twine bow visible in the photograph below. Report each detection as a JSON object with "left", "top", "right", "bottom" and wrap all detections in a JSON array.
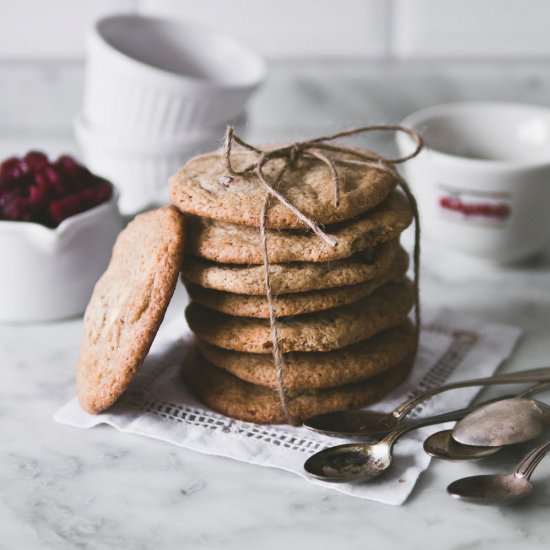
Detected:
[{"left": 222, "top": 126, "right": 423, "bottom": 425}]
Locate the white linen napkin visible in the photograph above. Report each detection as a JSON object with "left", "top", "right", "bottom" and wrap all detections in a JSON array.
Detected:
[{"left": 54, "top": 308, "right": 521, "bottom": 506}]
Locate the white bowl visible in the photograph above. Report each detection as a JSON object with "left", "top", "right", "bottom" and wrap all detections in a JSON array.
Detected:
[
  {"left": 83, "top": 14, "right": 266, "bottom": 137},
  {"left": 74, "top": 115, "right": 244, "bottom": 214},
  {"left": 0, "top": 190, "right": 123, "bottom": 322},
  {"left": 396, "top": 101, "right": 550, "bottom": 264}
]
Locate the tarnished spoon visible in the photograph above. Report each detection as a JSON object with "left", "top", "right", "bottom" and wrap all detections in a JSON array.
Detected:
[
  {"left": 303, "top": 367, "right": 550, "bottom": 438},
  {"left": 424, "top": 382, "right": 550, "bottom": 460},
  {"left": 447, "top": 439, "right": 550, "bottom": 503},
  {"left": 423, "top": 430, "right": 497, "bottom": 461},
  {"left": 304, "top": 402, "right": 493, "bottom": 483},
  {"left": 452, "top": 397, "right": 550, "bottom": 447}
]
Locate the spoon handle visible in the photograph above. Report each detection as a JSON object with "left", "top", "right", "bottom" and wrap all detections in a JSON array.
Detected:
[
  {"left": 393, "top": 367, "right": 550, "bottom": 419},
  {"left": 519, "top": 381, "right": 550, "bottom": 397},
  {"left": 384, "top": 401, "right": 500, "bottom": 446},
  {"left": 513, "top": 439, "right": 550, "bottom": 480}
]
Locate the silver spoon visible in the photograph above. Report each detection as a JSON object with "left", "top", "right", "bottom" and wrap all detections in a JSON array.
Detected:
[
  {"left": 447, "top": 439, "right": 550, "bottom": 503},
  {"left": 452, "top": 397, "right": 550, "bottom": 447},
  {"left": 303, "top": 367, "right": 550, "bottom": 437},
  {"left": 424, "top": 431, "right": 497, "bottom": 460},
  {"left": 424, "top": 382, "right": 550, "bottom": 460},
  {"left": 304, "top": 402, "right": 496, "bottom": 483}
]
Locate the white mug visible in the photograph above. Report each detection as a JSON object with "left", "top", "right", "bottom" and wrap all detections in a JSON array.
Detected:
[{"left": 396, "top": 102, "right": 550, "bottom": 264}]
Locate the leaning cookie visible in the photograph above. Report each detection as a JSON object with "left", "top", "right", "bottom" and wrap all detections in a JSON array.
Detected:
[
  {"left": 186, "top": 280, "right": 414, "bottom": 353},
  {"left": 76, "top": 206, "right": 185, "bottom": 414},
  {"left": 182, "top": 239, "right": 400, "bottom": 295},
  {"left": 198, "top": 321, "right": 416, "bottom": 390},
  {"left": 184, "top": 247, "right": 408, "bottom": 318},
  {"left": 185, "top": 191, "right": 412, "bottom": 264},
  {"left": 170, "top": 146, "right": 397, "bottom": 230},
  {"left": 182, "top": 348, "right": 414, "bottom": 424}
]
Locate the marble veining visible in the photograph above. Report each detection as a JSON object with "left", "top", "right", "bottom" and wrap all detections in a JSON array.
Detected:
[
  {"left": 3, "top": 62, "right": 550, "bottom": 549},
  {"left": 3, "top": 239, "right": 550, "bottom": 550}
]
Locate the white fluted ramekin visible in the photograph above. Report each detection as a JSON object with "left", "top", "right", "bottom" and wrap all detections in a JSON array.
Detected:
[
  {"left": 0, "top": 189, "right": 123, "bottom": 322},
  {"left": 74, "top": 115, "right": 245, "bottom": 214},
  {"left": 83, "top": 14, "right": 266, "bottom": 138}
]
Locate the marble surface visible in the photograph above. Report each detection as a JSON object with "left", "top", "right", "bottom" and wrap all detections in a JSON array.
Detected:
[{"left": 3, "top": 60, "right": 550, "bottom": 549}]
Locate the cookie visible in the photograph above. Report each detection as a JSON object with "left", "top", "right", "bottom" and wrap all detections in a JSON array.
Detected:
[
  {"left": 182, "top": 348, "right": 413, "bottom": 423},
  {"left": 182, "top": 239, "right": 400, "bottom": 295},
  {"left": 169, "top": 147, "right": 397, "bottom": 230},
  {"left": 185, "top": 190, "right": 412, "bottom": 265},
  {"left": 76, "top": 206, "right": 185, "bottom": 414},
  {"left": 198, "top": 321, "right": 416, "bottom": 390},
  {"left": 184, "top": 247, "right": 409, "bottom": 318},
  {"left": 185, "top": 280, "right": 414, "bottom": 353}
]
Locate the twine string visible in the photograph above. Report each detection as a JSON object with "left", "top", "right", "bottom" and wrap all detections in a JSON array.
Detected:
[
  {"left": 259, "top": 194, "right": 292, "bottom": 419},
  {"left": 309, "top": 149, "right": 341, "bottom": 208},
  {"left": 222, "top": 126, "right": 423, "bottom": 424}
]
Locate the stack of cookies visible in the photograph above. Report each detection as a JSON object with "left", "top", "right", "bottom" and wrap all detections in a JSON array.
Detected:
[{"left": 170, "top": 146, "right": 417, "bottom": 424}]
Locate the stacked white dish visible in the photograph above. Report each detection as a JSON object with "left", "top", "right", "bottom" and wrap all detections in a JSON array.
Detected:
[{"left": 76, "top": 14, "right": 266, "bottom": 214}]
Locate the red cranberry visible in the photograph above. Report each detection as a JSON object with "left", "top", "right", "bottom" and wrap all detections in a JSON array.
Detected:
[
  {"left": 0, "top": 158, "right": 25, "bottom": 191},
  {"left": 24, "top": 151, "right": 49, "bottom": 173},
  {"left": 49, "top": 195, "right": 82, "bottom": 225},
  {"left": 55, "top": 155, "right": 80, "bottom": 178},
  {"left": 0, "top": 190, "right": 34, "bottom": 222}
]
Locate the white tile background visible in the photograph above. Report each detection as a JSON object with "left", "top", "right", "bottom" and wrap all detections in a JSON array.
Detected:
[
  {"left": 0, "top": 0, "right": 549, "bottom": 140},
  {"left": 393, "top": 0, "right": 550, "bottom": 59},
  {"left": 0, "top": 0, "right": 547, "bottom": 60},
  {"left": 0, "top": 0, "right": 137, "bottom": 59},
  {"left": 138, "top": 0, "right": 391, "bottom": 58}
]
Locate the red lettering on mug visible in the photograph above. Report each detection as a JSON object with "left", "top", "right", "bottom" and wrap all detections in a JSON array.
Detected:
[{"left": 439, "top": 196, "right": 511, "bottom": 220}]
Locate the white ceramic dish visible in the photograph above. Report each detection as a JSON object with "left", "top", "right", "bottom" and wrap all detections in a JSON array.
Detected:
[
  {"left": 396, "top": 101, "right": 550, "bottom": 264},
  {"left": 0, "top": 190, "right": 123, "bottom": 323},
  {"left": 74, "top": 115, "right": 245, "bottom": 214},
  {"left": 83, "top": 14, "right": 266, "bottom": 137}
]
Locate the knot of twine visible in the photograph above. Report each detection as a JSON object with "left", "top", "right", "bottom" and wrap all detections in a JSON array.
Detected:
[{"left": 222, "top": 125, "right": 423, "bottom": 425}]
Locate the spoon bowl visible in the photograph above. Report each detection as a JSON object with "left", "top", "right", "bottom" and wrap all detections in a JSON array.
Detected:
[
  {"left": 304, "top": 442, "right": 392, "bottom": 482},
  {"left": 303, "top": 410, "right": 399, "bottom": 437},
  {"left": 447, "top": 474, "right": 534, "bottom": 503},
  {"left": 452, "top": 398, "right": 550, "bottom": 447},
  {"left": 423, "top": 429, "right": 502, "bottom": 460}
]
